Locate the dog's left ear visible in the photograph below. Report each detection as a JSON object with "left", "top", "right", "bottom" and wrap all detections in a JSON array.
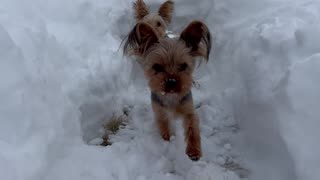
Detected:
[
  {"left": 123, "top": 22, "right": 159, "bottom": 56},
  {"left": 133, "top": 0, "right": 150, "bottom": 21},
  {"left": 158, "top": 0, "right": 174, "bottom": 25},
  {"left": 180, "top": 21, "right": 212, "bottom": 61}
]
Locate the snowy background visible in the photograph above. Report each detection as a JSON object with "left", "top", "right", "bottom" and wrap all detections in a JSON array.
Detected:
[{"left": 0, "top": 0, "right": 320, "bottom": 179}]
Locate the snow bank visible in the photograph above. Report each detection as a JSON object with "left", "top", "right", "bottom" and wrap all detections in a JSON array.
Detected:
[
  {"left": 207, "top": 1, "right": 320, "bottom": 180},
  {"left": 284, "top": 54, "right": 320, "bottom": 180},
  {"left": 0, "top": 0, "right": 319, "bottom": 180}
]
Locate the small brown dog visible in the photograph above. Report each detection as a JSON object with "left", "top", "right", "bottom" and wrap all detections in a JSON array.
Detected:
[
  {"left": 133, "top": 0, "right": 174, "bottom": 37},
  {"left": 123, "top": 21, "right": 211, "bottom": 161}
]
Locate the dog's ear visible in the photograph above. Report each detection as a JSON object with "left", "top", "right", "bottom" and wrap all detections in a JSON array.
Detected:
[
  {"left": 123, "top": 22, "right": 159, "bottom": 56},
  {"left": 180, "top": 21, "right": 212, "bottom": 61},
  {"left": 158, "top": 0, "right": 174, "bottom": 25},
  {"left": 133, "top": 0, "right": 150, "bottom": 21}
]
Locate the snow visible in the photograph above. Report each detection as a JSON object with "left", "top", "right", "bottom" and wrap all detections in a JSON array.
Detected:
[{"left": 0, "top": 0, "right": 320, "bottom": 180}]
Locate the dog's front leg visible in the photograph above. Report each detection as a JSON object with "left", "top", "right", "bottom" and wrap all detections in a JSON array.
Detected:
[
  {"left": 183, "top": 112, "right": 202, "bottom": 161},
  {"left": 152, "top": 102, "right": 171, "bottom": 141}
]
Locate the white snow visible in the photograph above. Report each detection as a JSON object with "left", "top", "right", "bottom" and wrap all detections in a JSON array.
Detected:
[{"left": 0, "top": 0, "right": 320, "bottom": 180}]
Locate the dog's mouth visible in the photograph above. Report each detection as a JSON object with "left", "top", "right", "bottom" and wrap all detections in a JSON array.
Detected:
[{"left": 163, "top": 78, "right": 179, "bottom": 94}]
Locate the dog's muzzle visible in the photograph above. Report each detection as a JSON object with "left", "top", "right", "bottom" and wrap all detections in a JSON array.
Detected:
[{"left": 166, "top": 78, "right": 177, "bottom": 88}]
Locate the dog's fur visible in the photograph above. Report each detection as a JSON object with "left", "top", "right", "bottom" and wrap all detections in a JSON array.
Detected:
[
  {"left": 133, "top": 0, "right": 174, "bottom": 37},
  {"left": 123, "top": 21, "right": 211, "bottom": 161}
]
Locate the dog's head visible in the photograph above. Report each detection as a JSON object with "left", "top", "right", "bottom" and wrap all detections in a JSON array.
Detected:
[
  {"left": 133, "top": 0, "right": 174, "bottom": 37},
  {"left": 123, "top": 21, "right": 211, "bottom": 97}
]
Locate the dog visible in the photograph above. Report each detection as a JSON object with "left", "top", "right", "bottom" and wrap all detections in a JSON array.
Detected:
[
  {"left": 133, "top": 0, "right": 174, "bottom": 38},
  {"left": 123, "top": 21, "right": 211, "bottom": 161}
]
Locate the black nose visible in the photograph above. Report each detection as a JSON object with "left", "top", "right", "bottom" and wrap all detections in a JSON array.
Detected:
[{"left": 165, "top": 78, "right": 177, "bottom": 89}]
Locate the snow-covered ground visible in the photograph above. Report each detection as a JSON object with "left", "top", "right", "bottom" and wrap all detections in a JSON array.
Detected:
[{"left": 1, "top": 0, "right": 320, "bottom": 179}]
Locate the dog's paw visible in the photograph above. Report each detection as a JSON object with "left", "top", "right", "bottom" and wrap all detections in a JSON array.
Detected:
[
  {"left": 189, "top": 155, "right": 200, "bottom": 161},
  {"left": 161, "top": 132, "right": 170, "bottom": 141},
  {"left": 186, "top": 145, "right": 202, "bottom": 161}
]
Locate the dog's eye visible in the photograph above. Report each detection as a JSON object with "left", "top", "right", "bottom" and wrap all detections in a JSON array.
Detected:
[
  {"left": 152, "top": 64, "right": 165, "bottom": 73},
  {"left": 179, "top": 63, "right": 188, "bottom": 71},
  {"left": 157, "top": 21, "right": 161, "bottom": 27}
]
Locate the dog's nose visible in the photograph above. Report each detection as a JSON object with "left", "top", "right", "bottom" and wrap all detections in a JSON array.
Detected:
[{"left": 166, "top": 78, "right": 177, "bottom": 89}]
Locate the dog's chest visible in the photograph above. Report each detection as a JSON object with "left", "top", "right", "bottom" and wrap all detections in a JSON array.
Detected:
[{"left": 160, "top": 93, "right": 180, "bottom": 107}]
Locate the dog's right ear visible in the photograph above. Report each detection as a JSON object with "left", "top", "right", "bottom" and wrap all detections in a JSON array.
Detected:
[
  {"left": 133, "top": 0, "right": 150, "bottom": 21},
  {"left": 123, "top": 22, "right": 159, "bottom": 56}
]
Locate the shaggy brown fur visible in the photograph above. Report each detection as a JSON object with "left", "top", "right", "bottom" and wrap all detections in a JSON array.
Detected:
[
  {"left": 133, "top": 0, "right": 150, "bottom": 21},
  {"left": 133, "top": 0, "right": 174, "bottom": 37},
  {"left": 158, "top": 0, "right": 174, "bottom": 24},
  {"left": 123, "top": 21, "right": 212, "bottom": 161}
]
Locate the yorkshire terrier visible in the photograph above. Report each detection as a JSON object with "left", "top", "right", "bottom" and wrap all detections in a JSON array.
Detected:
[
  {"left": 123, "top": 21, "right": 211, "bottom": 161},
  {"left": 133, "top": 0, "right": 174, "bottom": 38}
]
